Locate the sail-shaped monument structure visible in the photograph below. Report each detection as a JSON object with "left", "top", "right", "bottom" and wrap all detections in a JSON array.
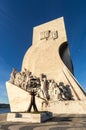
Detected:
[{"left": 6, "top": 17, "right": 86, "bottom": 114}]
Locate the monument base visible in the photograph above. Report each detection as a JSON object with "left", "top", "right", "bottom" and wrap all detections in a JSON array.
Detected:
[{"left": 7, "top": 111, "right": 53, "bottom": 123}]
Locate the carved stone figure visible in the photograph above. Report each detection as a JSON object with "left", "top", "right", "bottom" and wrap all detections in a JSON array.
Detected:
[
  {"left": 59, "top": 82, "right": 64, "bottom": 99},
  {"left": 63, "top": 85, "right": 73, "bottom": 100},
  {"left": 14, "top": 72, "right": 21, "bottom": 87},
  {"left": 41, "top": 99, "right": 49, "bottom": 108},
  {"left": 40, "top": 77, "right": 49, "bottom": 99},
  {"left": 48, "top": 80, "right": 57, "bottom": 99},
  {"left": 10, "top": 68, "right": 17, "bottom": 84},
  {"left": 58, "top": 82, "right": 73, "bottom": 100},
  {"left": 9, "top": 68, "right": 73, "bottom": 102}
]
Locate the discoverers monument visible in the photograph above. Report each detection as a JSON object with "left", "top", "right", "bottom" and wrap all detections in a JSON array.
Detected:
[{"left": 6, "top": 17, "right": 86, "bottom": 122}]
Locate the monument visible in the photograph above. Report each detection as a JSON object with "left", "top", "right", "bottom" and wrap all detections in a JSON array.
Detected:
[{"left": 6, "top": 17, "right": 86, "bottom": 122}]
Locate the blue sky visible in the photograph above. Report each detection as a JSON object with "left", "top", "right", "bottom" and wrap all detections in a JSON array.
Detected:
[{"left": 0, "top": 0, "right": 86, "bottom": 103}]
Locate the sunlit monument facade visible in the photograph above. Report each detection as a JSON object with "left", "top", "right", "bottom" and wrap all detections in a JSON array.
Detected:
[{"left": 6, "top": 17, "right": 86, "bottom": 117}]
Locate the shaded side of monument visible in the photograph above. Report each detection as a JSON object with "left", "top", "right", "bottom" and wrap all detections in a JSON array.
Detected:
[{"left": 6, "top": 17, "right": 86, "bottom": 114}]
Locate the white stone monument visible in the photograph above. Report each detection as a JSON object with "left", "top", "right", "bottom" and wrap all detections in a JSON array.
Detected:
[{"left": 6, "top": 17, "right": 86, "bottom": 119}]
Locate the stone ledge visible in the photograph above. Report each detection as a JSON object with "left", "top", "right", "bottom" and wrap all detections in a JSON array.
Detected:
[{"left": 7, "top": 111, "right": 53, "bottom": 123}]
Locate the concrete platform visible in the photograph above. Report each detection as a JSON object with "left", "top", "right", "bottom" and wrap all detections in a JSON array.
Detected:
[
  {"left": 0, "top": 114, "right": 86, "bottom": 130},
  {"left": 7, "top": 111, "right": 53, "bottom": 123}
]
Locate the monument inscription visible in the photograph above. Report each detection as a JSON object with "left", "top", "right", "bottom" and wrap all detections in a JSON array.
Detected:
[{"left": 40, "top": 30, "right": 58, "bottom": 40}]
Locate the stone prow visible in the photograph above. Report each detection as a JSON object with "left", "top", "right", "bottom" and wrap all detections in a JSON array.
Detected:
[{"left": 6, "top": 17, "right": 86, "bottom": 114}]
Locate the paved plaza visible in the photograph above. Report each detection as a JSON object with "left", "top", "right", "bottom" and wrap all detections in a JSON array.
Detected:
[{"left": 0, "top": 114, "right": 86, "bottom": 130}]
